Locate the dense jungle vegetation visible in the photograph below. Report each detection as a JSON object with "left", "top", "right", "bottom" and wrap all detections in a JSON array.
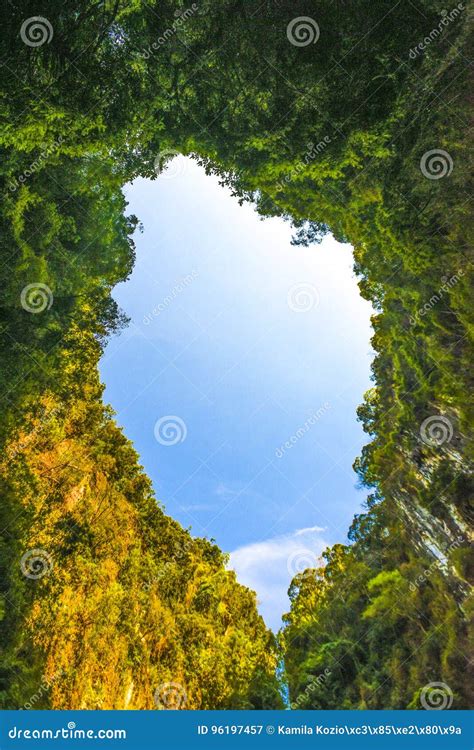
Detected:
[{"left": 0, "top": 0, "right": 472, "bottom": 709}]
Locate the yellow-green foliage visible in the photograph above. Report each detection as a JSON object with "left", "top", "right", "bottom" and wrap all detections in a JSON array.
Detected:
[
  {"left": 0, "top": 0, "right": 472, "bottom": 712},
  {"left": 0, "top": 334, "right": 281, "bottom": 709}
]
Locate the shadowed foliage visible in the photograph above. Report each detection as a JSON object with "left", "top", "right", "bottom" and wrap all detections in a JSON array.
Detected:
[{"left": 0, "top": 0, "right": 472, "bottom": 708}]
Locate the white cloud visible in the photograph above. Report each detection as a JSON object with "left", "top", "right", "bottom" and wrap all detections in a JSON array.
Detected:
[
  {"left": 228, "top": 526, "right": 329, "bottom": 631},
  {"left": 294, "top": 524, "right": 325, "bottom": 536}
]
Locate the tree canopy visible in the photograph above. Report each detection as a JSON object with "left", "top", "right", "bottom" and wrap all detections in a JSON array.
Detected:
[{"left": 0, "top": 0, "right": 472, "bottom": 709}]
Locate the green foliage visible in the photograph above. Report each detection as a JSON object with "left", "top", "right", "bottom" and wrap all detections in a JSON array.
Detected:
[
  {"left": 0, "top": 0, "right": 472, "bottom": 710},
  {"left": 282, "top": 506, "right": 472, "bottom": 709},
  {"left": 0, "top": 297, "right": 282, "bottom": 710}
]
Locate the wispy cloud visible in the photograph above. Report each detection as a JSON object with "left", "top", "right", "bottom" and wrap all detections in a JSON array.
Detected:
[
  {"left": 228, "top": 526, "right": 329, "bottom": 631},
  {"left": 294, "top": 524, "right": 325, "bottom": 536},
  {"left": 214, "top": 482, "right": 239, "bottom": 497}
]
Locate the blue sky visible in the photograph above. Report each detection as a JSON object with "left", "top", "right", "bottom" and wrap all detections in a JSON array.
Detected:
[{"left": 99, "top": 156, "right": 374, "bottom": 630}]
